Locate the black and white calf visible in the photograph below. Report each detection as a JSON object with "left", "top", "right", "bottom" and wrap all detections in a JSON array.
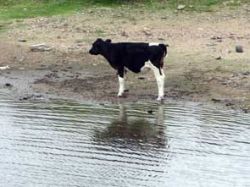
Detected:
[{"left": 89, "top": 38, "right": 169, "bottom": 101}]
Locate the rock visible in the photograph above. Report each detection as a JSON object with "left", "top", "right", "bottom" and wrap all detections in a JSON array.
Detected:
[
  {"left": 63, "top": 23, "right": 69, "bottom": 27},
  {"left": 236, "top": 45, "right": 243, "bottom": 53},
  {"left": 211, "top": 36, "right": 222, "bottom": 43},
  {"left": 206, "top": 43, "right": 217, "bottom": 47},
  {"left": 30, "top": 44, "right": 52, "bottom": 52},
  {"left": 19, "top": 94, "right": 43, "bottom": 101},
  {"left": 18, "top": 39, "right": 27, "bottom": 42},
  {"left": 242, "top": 71, "right": 250, "bottom": 76},
  {"left": 225, "top": 102, "right": 234, "bottom": 106},
  {"left": 142, "top": 30, "right": 152, "bottom": 36},
  {"left": 138, "top": 77, "right": 145, "bottom": 80},
  {"left": 147, "top": 110, "right": 154, "bottom": 114},
  {"left": 158, "top": 38, "right": 165, "bottom": 41},
  {"left": 19, "top": 96, "right": 30, "bottom": 101},
  {"left": 211, "top": 36, "right": 222, "bottom": 40},
  {"left": 75, "top": 39, "right": 84, "bottom": 43},
  {"left": 0, "top": 65, "right": 10, "bottom": 70},
  {"left": 242, "top": 108, "right": 249, "bottom": 113},
  {"left": 216, "top": 56, "right": 222, "bottom": 60},
  {"left": 5, "top": 83, "right": 12, "bottom": 87},
  {"left": 177, "top": 4, "right": 186, "bottom": 10},
  {"left": 121, "top": 31, "right": 128, "bottom": 37},
  {"left": 211, "top": 98, "right": 221, "bottom": 103}
]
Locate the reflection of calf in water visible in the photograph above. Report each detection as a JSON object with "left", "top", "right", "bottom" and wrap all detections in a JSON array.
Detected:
[{"left": 94, "top": 105, "right": 166, "bottom": 148}]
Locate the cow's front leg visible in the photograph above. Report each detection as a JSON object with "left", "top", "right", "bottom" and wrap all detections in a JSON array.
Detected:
[{"left": 117, "top": 67, "right": 125, "bottom": 97}]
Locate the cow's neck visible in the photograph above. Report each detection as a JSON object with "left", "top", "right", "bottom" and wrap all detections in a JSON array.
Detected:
[{"left": 100, "top": 44, "right": 112, "bottom": 63}]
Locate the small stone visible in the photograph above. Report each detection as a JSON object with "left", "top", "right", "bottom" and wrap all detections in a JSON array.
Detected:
[
  {"left": 206, "top": 43, "right": 217, "bottom": 47},
  {"left": 236, "top": 45, "right": 243, "bottom": 53},
  {"left": 211, "top": 36, "right": 222, "bottom": 40},
  {"left": 63, "top": 23, "right": 69, "bottom": 27},
  {"left": 242, "top": 71, "right": 250, "bottom": 76},
  {"left": 216, "top": 56, "right": 222, "bottom": 60},
  {"left": 18, "top": 39, "right": 27, "bottom": 42},
  {"left": 211, "top": 98, "right": 221, "bottom": 103},
  {"left": 147, "top": 110, "right": 154, "bottom": 114},
  {"left": 142, "top": 30, "right": 152, "bottom": 36},
  {"left": 19, "top": 96, "right": 29, "bottom": 101},
  {"left": 5, "top": 83, "right": 12, "bottom": 87},
  {"left": 177, "top": 4, "right": 186, "bottom": 10},
  {"left": 75, "top": 39, "right": 84, "bottom": 43},
  {"left": 0, "top": 65, "right": 10, "bottom": 70},
  {"left": 242, "top": 108, "right": 249, "bottom": 113},
  {"left": 225, "top": 102, "right": 234, "bottom": 106},
  {"left": 30, "top": 43, "right": 52, "bottom": 52},
  {"left": 121, "top": 31, "right": 128, "bottom": 37},
  {"left": 158, "top": 38, "right": 165, "bottom": 41},
  {"left": 138, "top": 77, "right": 145, "bottom": 80}
]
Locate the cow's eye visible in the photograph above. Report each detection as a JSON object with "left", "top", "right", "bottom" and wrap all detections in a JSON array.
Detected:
[{"left": 95, "top": 45, "right": 101, "bottom": 50}]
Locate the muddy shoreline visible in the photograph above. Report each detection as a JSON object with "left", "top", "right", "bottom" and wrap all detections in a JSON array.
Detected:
[
  {"left": 0, "top": 7, "right": 250, "bottom": 112},
  {"left": 0, "top": 48, "right": 249, "bottom": 113}
]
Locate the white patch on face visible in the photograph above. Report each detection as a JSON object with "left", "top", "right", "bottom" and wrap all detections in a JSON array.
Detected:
[
  {"left": 149, "top": 43, "right": 159, "bottom": 46},
  {"left": 143, "top": 61, "right": 165, "bottom": 100},
  {"left": 117, "top": 76, "right": 125, "bottom": 97}
]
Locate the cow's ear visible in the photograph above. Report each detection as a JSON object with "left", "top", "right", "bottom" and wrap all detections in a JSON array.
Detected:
[
  {"left": 96, "top": 38, "right": 103, "bottom": 42},
  {"left": 105, "top": 39, "right": 112, "bottom": 43}
]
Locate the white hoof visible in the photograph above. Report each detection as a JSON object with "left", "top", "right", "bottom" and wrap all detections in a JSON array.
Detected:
[
  {"left": 117, "top": 93, "right": 124, "bottom": 97},
  {"left": 156, "top": 96, "right": 164, "bottom": 101}
]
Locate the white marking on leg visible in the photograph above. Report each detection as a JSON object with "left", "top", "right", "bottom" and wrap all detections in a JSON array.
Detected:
[
  {"left": 145, "top": 61, "right": 165, "bottom": 100},
  {"left": 117, "top": 76, "right": 125, "bottom": 97},
  {"left": 158, "top": 68, "right": 165, "bottom": 100},
  {"left": 149, "top": 43, "right": 159, "bottom": 46}
]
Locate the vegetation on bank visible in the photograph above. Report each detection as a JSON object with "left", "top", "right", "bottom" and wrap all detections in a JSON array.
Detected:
[{"left": 0, "top": 0, "right": 249, "bottom": 20}]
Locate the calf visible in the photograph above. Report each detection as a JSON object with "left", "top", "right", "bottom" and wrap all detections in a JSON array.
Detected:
[{"left": 89, "top": 38, "right": 168, "bottom": 101}]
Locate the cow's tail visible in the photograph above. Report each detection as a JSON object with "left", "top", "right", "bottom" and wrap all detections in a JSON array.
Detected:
[
  {"left": 159, "top": 44, "right": 169, "bottom": 68},
  {"left": 159, "top": 44, "right": 169, "bottom": 57}
]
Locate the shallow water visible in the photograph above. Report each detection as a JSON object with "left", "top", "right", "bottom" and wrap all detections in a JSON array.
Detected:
[{"left": 0, "top": 93, "right": 250, "bottom": 187}]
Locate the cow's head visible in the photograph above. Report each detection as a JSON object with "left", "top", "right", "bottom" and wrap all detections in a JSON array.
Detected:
[{"left": 89, "top": 38, "right": 111, "bottom": 55}]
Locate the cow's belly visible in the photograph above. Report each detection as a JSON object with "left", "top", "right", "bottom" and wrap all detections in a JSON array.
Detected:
[{"left": 125, "top": 61, "right": 145, "bottom": 73}]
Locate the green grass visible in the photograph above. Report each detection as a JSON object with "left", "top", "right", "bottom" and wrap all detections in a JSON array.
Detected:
[
  {"left": 0, "top": 0, "right": 249, "bottom": 20},
  {"left": 0, "top": 1, "right": 87, "bottom": 20}
]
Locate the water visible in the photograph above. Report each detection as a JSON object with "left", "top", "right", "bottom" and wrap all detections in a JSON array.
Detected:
[{"left": 0, "top": 93, "right": 250, "bottom": 187}]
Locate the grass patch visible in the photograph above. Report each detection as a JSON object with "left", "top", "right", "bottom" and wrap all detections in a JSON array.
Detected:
[
  {"left": 0, "top": 0, "right": 249, "bottom": 20},
  {"left": 0, "top": 1, "right": 86, "bottom": 20}
]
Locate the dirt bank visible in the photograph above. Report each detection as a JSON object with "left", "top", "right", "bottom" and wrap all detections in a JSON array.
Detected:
[{"left": 0, "top": 6, "right": 250, "bottom": 112}]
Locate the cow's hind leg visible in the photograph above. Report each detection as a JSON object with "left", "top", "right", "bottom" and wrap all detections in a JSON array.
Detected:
[
  {"left": 147, "top": 62, "right": 165, "bottom": 100},
  {"left": 155, "top": 68, "right": 165, "bottom": 101}
]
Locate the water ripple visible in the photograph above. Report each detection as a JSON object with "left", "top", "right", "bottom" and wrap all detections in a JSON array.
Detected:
[{"left": 0, "top": 94, "right": 250, "bottom": 187}]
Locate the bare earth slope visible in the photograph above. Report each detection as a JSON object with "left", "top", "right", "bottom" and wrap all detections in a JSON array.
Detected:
[{"left": 0, "top": 6, "right": 250, "bottom": 111}]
